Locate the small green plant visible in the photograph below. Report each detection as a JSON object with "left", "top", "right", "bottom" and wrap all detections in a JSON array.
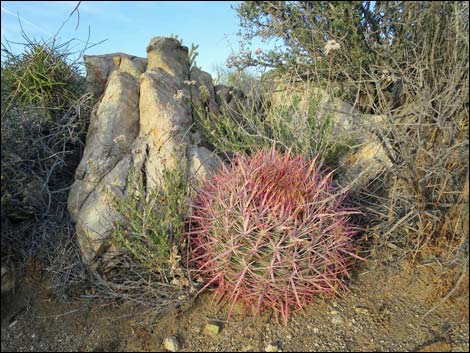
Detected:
[
  {"left": 192, "top": 80, "right": 354, "bottom": 168},
  {"left": 170, "top": 34, "right": 199, "bottom": 70},
  {"left": 188, "top": 43, "right": 200, "bottom": 70},
  {"left": 97, "top": 162, "right": 194, "bottom": 321},
  {"left": 1, "top": 37, "right": 85, "bottom": 120},
  {"left": 187, "top": 147, "right": 362, "bottom": 324},
  {"left": 108, "top": 165, "right": 189, "bottom": 273},
  {"left": 192, "top": 97, "right": 267, "bottom": 154},
  {"left": 213, "top": 64, "right": 261, "bottom": 93}
]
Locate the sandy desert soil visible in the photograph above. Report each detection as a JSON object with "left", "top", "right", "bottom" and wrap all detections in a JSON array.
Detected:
[{"left": 1, "top": 255, "right": 468, "bottom": 352}]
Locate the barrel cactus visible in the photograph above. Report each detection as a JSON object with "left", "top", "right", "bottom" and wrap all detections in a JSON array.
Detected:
[{"left": 187, "top": 147, "right": 361, "bottom": 323}]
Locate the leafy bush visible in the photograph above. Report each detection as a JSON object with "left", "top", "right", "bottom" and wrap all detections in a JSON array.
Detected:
[
  {"left": 187, "top": 147, "right": 361, "bottom": 324},
  {"left": 193, "top": 78, "right": 354, "bottom": 168},
  {"left": 230, "top": 2, "right": 379, "bottom": 84},
  {"left": 88, "top": 163, "right": 194, "bottom": 322},
  {"left": 109, "top": 165, "right": 189, "bottom": 274},
  {"left": 232, "top": 2, "right": 468, "bottom": 112}
]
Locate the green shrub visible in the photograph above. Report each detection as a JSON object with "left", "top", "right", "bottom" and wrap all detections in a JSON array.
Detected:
[
  {"left": 193, "top": 79, "right": 354, "bottom": 168},
  {"left": 213, "top": 64, "right": 262, "bottom": 94},
  {"left": 100, "top": 164, "right": 194, "bottom": 321},
  {"left": 108, "top": 165, "right": 190, "bottom": 273},
  {"left": 2, "top": 36, "right": 86, "bottom": 120}
]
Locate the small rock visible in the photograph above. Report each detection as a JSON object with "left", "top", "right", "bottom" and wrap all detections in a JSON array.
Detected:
[
  {"left": 416, "top": 341, "right": 451, "bottom": 352},
  {"left": 330, "top": 310, "right": 339, "bottom": 315},
  {"left": 192, "top": 132, "right": 202, "bottom": 145},
  {"left": 354, "top": 306, "right": 369, "bottom": 315},
  {"left": 163, "top": 336, "right": 181, "bottom": 352},
  {"left": 1, "top": 264, "right": 14, "bottom": 294},
  {"left": 313, "top": 327, "right": 319, "bottom": 334},
  {"left": 204, "top": 322, "right": 222, "bottom": 336},
  {"left": 331, "top": 315, "right": 343, "bottom": 324},
  {"left": 265, "top": 341, "right": 281, "bottom": 352}
]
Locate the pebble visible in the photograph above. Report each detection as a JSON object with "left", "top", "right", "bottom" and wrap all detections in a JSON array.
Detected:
[
  {"left": 204, "top": 322, "right": 222, "bottom": 336},
  {"left": 415, "top": 341, "right": 451, "bottom": 352},
  {"left": 331, "top": 315, "right": 343, "bottom": 324},
  {"left": 163, "top": 336, "right": 181, "bottom": 352},
  {"left": 354, "top": 306, "right": 369, "bottom": 315},
  {"left": 313, "top": 328, "right": 319, "bottom": 334}
]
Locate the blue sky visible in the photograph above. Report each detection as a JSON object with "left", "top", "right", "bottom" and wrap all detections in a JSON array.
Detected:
[{"left": 1, "top": 1, "right": 272, "bottom": 77}]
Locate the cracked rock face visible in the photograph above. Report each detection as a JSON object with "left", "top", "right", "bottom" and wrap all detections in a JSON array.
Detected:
[{"left": 68, "top": 37, "right": 221, "bottom": 268}]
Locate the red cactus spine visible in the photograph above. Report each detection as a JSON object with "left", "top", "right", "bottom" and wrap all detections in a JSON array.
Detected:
[{"left": 187, "top": 146, "right": 362, "bottom": 324}]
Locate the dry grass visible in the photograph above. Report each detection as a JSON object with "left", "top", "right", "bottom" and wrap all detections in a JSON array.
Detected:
[{"left": 1, "top": 20, "right": 95, "bottom": 296}]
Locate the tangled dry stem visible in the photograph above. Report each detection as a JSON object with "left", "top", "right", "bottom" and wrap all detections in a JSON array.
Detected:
[{"left": 1, "top": 93, "right": 93, "bottom": 296}]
